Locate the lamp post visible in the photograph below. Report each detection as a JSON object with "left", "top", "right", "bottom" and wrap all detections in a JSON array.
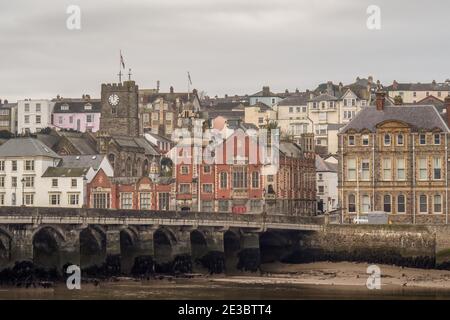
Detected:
[{"left": 21, "top": 178, "right": 25, "bottom": 206}]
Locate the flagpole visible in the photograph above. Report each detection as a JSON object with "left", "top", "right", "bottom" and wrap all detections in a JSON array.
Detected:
[
  {"left": 187, "top": 71, "right": 190, "bottom": 100},
  {"left": 119, "top": 50, "right": 122, "bottom": 83}
]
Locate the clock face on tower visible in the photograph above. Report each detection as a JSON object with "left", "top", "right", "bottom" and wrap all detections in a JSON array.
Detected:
[{"left": 108, "top": 94, "right": 119, "bottom": 106}]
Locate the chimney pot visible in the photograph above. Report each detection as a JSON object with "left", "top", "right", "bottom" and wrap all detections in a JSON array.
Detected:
[
  {"left": 170, "top": 86, "right": 174, "bottom": 94},
  {"left": 262, "top": 86, "right": 270, "bottom": 96}
]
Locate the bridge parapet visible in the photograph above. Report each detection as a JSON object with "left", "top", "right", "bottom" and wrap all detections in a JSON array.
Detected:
[{"left": 0, "top": 207, "right": 323, "bottom": 230}]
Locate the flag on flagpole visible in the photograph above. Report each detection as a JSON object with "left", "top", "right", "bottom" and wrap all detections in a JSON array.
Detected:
[
  {"left": 120, "top": 51, "right": 125, "bottom": 69},
  {"left": 187, "top": 71, "right": 192, "bottom": 85}
]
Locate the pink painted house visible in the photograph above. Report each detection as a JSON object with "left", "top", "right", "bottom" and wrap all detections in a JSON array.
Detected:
[{"left": 52, "top": 97, "right": 101, "bottom": 133}]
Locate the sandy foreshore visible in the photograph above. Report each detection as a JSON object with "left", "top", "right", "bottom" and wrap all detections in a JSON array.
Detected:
[{"left": 209, "top": 262, "right": 450, "bottom": 290}]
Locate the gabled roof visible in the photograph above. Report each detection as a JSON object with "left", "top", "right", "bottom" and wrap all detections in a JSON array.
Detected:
[
  {"left": 0, "top": 138, "right": 60, "bottom": 158},
  {"left": 42, "top": 167, "right": 89, "bottom": 178},
  {"left": 277, "top": 93, "right": 309, "bottom": 106},
  {"left": 110, "top": 136, "right": 160, "bottom": 156},
  {"left": 340, "top": 105, "right": 450, "bottom": 133},
  {"left": 385, "top": 82, "right": 450, "bottom": 92},
  {"left": 278, "top": 141, "right": 304, "bottom": 158},
  {"left": 250, "top": 89, "right": 282, "bottom": 98},
  {"left": 53, "top": 100, "right": 101, "bottom": 113},
  {"left": 59, "top": 132, "right": 98, "bottom": 154},
  {"left": 309, "top": 93, "right": 338, "bottom": 102},
  {"left": 59, "top": 154, "right": 105, "bottom": 170},
  {"left": 247, "top": 102, "right": 272, "bottom": 112},
  {"left": 316, "top": 155, "right": 338, "bottom": 172}
]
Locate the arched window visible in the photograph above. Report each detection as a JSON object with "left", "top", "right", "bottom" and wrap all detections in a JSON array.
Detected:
[
  {"left": 142, "top": 159, "right": 149, "bottom": 176},
  {"left": 383, "top": 195, "right": 391, "bottom": 213},
  {"left": 219, "top": 172, "right": 228, "bottom": 189},
  {"left": 384, "top": 134, "right": 391, "bottom": 146},
  {"left": 348, "top": 194, "right": 356, "bottom": 213},
  {"left": 397, "top": 195, "right": 405, "bottom": 213},
  {"left": 126, "top": 157, "right": 132, "bottom": 176},
  {"left": 108, "top": 154, "right": 115, "bottom": 169}
]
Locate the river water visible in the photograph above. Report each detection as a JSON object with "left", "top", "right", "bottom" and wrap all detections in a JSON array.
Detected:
[{"left": 0, "top": 277, "right": 450, "bottom": 300}]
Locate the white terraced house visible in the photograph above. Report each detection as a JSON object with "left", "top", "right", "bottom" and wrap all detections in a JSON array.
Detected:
[{"left": 0, "top": 138, "right": 89, "bottom": 208}]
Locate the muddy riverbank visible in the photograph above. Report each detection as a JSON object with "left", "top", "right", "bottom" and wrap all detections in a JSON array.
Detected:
[{"left": 1, "top": 261, "right": 450, "bottom": 299}]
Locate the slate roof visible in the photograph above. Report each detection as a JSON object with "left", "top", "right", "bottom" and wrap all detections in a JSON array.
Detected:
[
  {"left": 279, "top": 141, "right": 303, "bottom": 158},
  {"left": 316, "top": 155, "right": 338, "bottom": 172},
  {"left": 385, "top": 82, "right": 450, "bottom": 92},
  {"left": 309, "top": 93, "right": 339, "bottom": 102},
  {"left": 248, "top": 102, "right": 272, "bottom": 112},
  {"left": 277, "top": 94, "right": 309, "bottom": 106},
  {"left": 111, "top": 136, "right": 160, "bottom": 156},
  {"left": 53, "top": 100, "right": 101, "bottom": 113},
  {"left": 62, "top": 134, "right": 97, "bottom": 154},
  {"left": 59, "top": 155, "right": 105, "bottom": 170},
  {"left": 0, "top": 138, "right": 60, "bottom": 158},
  {"left": 42, "top": 167, "right": 89, "bottom": 178},
  {"left": 340, "top": 105, "right": 450, "bottom": 133}
]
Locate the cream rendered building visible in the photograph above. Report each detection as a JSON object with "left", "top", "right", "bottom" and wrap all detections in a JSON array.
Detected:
[
  {"left": 275, "top": 93, "right": 312, "bottom": 144},
  {"left": 386, "top": 80, "right": 450, "bottom": 104},
  {"left": 244, "top": 102, "right": 277, "bottom": 128}
]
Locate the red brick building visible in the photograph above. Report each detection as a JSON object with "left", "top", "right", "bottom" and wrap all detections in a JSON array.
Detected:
[
  {"left": 87, "top": 130, "right": 316, "bottom": 215},
  {"left": 87, "top": 168, "right": 172, "bottom": 210}
]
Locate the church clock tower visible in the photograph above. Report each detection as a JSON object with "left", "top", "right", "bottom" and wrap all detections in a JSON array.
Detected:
[{"left": 97, "top": 80, "right": 140, "bottom": 154}]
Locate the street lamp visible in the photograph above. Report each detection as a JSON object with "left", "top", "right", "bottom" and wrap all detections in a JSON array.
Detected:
[{"left": 21, "top": 178, "right": 25, "bottom": 206}]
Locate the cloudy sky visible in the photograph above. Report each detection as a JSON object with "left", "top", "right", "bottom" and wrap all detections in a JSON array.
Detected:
[{"left": 1, "top": 0, "right": 450, "bottom": 101}]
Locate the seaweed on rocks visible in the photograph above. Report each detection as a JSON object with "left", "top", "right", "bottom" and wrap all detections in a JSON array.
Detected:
[
  {"left": 0, "top": 261, "right": 60, "bottom": 287},
  {"left": 237, "top": 249, "right": 261, "bottom": 272},
  {"left": 131, "top": 255, "right": 155, "bottom": 277},
  {"left": 172, "top": 254, "right": 192, "bottom": 274},
  {"left": 196, "top": 251, "right": 225, "bottom": 274}
]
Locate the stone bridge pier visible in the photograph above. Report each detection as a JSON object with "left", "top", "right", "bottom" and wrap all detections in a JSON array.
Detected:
[{"left": 0, "top": 223, "right": 299, "bottom": 276}]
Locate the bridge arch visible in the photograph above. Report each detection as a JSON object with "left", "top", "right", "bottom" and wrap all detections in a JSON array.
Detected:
[
  {"left": 259, "top": 231, "right": 291, "bottom": 263},
  {"left": 0, "top": 228, "right": 12, "bottom": 268},
  {"left": 32, "top": 226, "right": 66, "bottom": 270},
  {"left": 224, "top": 230, "right": 240, "bottom": 273},
  {"left": 80, "top": 225, "right": 106, "bottom": 270},
  {"left": 190, "top": 229, "right": 208, "bottom": 269},
  {"left": 120, "top": 227, "right": 140, "bottom": 273},
  {"left": 153, "top": 227, "right": 176, "bottom": 270}
]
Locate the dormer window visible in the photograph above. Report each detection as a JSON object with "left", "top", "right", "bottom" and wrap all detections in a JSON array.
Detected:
[
  {"left": 61, "top": 104, "right": 69, "bottom": 111},
  {"left": 84, "top": 104, "right": 92, "bottom": 110}
]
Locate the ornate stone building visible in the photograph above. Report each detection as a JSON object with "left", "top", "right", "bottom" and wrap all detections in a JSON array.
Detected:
[
  {"left": 138, "top": 86, "right": 201, "bottom": 137},
  {"left": 338, "top": 91, "right": 450, "bottom": 224}
]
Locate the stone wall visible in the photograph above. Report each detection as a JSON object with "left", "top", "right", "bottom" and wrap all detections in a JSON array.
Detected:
[{"left": 291, "top": 225, "right": 443, "bottom": 268}]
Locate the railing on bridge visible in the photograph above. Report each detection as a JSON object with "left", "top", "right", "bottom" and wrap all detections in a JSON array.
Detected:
[{"left": 0, "top": 206, "right": 324, "bottom": 230}]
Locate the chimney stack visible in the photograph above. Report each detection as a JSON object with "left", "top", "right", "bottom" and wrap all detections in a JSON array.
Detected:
[
  {"left": 326, "top": 81, "right": 333, "bottom": 95},
  {"left": 262, "top": 86, "right": 270, "bottom": 96},
  {"left": 444, "top": 96, "right": 450, "bottom": 126},
  {"left": 170, "top": 86, "right": 174, "bottom": 94},
  {"left": 376, "top": 90, "right": 386, "bottom": 111},
  {"left": 157, "top": 80, "right": 160, "bottom": 93},
  {"left": 392, "top": 80, "right": 398, "bottom": 90}
]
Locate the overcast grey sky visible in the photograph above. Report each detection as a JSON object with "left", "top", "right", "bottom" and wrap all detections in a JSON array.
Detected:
[{"left": 1, "top": 0, "right": 450, "bottom": 101}]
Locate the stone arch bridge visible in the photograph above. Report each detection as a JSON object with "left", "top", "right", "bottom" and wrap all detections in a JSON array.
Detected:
[{"left": 0, "top": 207, "right": 323, "bottom": 274}]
